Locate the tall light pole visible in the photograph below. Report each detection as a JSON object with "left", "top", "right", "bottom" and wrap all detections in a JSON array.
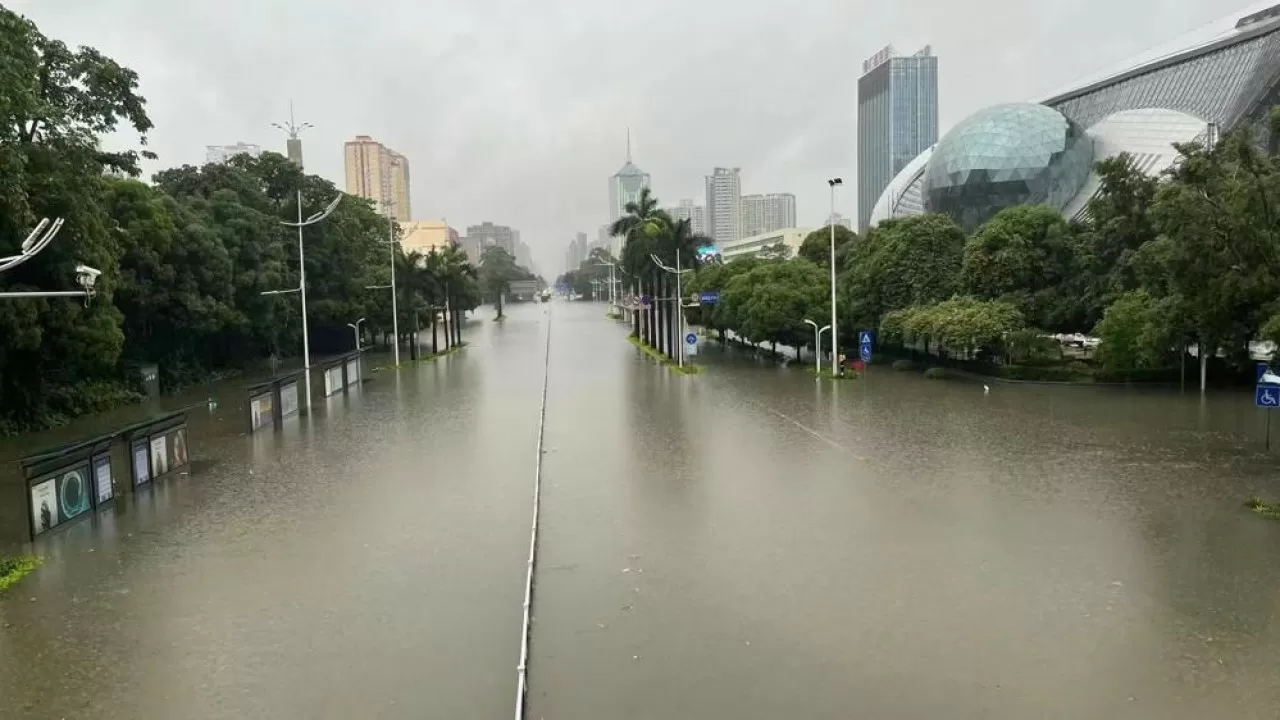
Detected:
[
  {"left": 804, "top": 319, "right": 831, "bottom": 378},
  {"left": 651, "top": 250, "right": 693, "bottom": 369},
  {"left": 594, "top": 261, "right": 618, "bottom": 311},
  {"left": 347, "top": 317, "right": 366, "bottom": 351},
  {"left": 265, "top": 192, "right": 343, "bottom": 415},
  {"left": 385, "top": 203, "right": 400, "bottom": 366},
  {"left": 828, "top": 177, "right": 843, "bottom": 376}
]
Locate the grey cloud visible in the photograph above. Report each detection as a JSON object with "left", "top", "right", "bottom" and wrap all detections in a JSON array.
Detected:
[{"left": 11, "top": 0, "right": 1237, "bottom": 274}]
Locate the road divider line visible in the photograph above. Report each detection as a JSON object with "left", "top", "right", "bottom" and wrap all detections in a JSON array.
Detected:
[
  {"left": 514, "top": 307, "right": 552, "bottom": 720},
  {"left": 765, "top": 407, "right": 868, "bottom": 461}
]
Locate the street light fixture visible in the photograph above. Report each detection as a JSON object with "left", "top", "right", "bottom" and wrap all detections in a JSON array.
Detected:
[
  {"left": 0, "top": 218, "right": 99, "bottom": 304},
  {"left": 594, "top": 261, "right": 618, "bottom": 312},
  {"left": 263, "top": 191, "right": 343, "bottom": 415},
  {"left": 804, "top": 319, "right": 831, "bottom": 379},
  {"left": 347, "top": 317, "right": 366, "bottom": 351},
  {"left": 827, "top": 177, "right": 843, "bottom": 376},
  {"left": 650, "top": 251, "right": 693, "bottom": 369}
]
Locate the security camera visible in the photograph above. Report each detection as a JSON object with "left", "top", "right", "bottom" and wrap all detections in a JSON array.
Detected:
[{"left": 75, "top": 264, "right": 102, "bottom": 290}]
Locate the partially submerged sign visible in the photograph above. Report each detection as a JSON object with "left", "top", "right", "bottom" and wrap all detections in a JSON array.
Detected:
[{"left": 19, "top": 409, "right": 190, "bottom": 540}]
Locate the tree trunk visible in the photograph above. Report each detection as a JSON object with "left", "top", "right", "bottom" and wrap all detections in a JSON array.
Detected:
[
  {"left": 632, "top": 281, "right": 640, "bottom": 337},
  {"left": 431, "top": 314, "right": 439, "bottom": 354},
  {"left": 453, "top": 301, "right": 461, "bottom": 346}
]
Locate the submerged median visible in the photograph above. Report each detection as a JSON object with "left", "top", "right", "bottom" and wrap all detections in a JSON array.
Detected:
[{"left": 627, "top": 335, "right": 701, "bottom": 375}]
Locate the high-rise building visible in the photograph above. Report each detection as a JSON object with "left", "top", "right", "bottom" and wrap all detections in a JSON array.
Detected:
[
  {"left": 740, "top": 193, "right": 797, "bottom": 236},
  {"left": 466, "top": 222, "right": 518, "bottom": 256},
  {"left": 857, "top": 45, "right": 938, "bottom": 232},
  {"left": 705, "top": 167, "right": 742, "bottom": 246},
  {"left": 663, "top": 199, "right": 706, "bottom": 237},
  {"left": 206, "top": 142, "right": 262, "bottom": 165},
  {"left": 609, "top": 130, "right": 651, "bottom": 223},
  {"left": 344, "top": 135, "right": 412, "bottom": 221}
]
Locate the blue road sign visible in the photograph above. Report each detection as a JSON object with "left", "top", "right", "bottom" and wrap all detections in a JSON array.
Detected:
[
  {"left": 1259, "top": 363, "right": 1280, "bottom": 385},
  {"left": 860, "top": 343, "right": 872, "bottom": 363},
  {"left": 699, "top": 291, "right": 719, "bottom": 304},
  {"left": 1258, "top": 385, "right": 1280, "bottom": 408},
  {"left": 686, "top": 332, "right": 697, "bottom": 345},
  {"left": 859, "top": 330, "right": 873, "bottom": 345}
]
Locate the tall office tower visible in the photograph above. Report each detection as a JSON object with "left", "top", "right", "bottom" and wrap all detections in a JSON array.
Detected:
[
  {"left": 705, "top": 167, "right": 742, "bottom": 245},
  {"left": 609, "top": 130, "right": 651, "bottom": 223},
  {"left": 663, "top": 199, "right": 706, "bottom": 236},
  {"left": 740, "top": 193, "right": 797, "bottom": 236},
  {"left": 466, "top": 222, "right": 518, "bottom": 256},
  {"left": 857, "top": 45, "right": 938, "bottom": 231},
  {"left": 344, "top": 135, "right": 412, "bottom": 221},
  {"left": 206, "top": 142, "right": 262, "bottom": 164}
]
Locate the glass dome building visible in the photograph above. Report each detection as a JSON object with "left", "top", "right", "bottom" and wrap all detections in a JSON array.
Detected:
[{"left": 921, "top": 103, "right": 1094, "bottom": 232}]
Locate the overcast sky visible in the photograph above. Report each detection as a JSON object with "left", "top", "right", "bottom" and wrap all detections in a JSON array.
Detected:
[{"left": 12, "top": 0, "right": 1246, "bottom": 275}]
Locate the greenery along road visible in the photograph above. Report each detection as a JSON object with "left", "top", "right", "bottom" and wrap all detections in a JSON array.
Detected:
[
  {"left": 0, "top": 8, "right": 553, "bottom": 437},
  {"left": 566, "top": 111, "right": 1280, "bottom": 383}
]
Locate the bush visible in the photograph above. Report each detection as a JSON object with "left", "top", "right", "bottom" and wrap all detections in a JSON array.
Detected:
[
  {"left": 996, "top": 364, "right": 1091, "bottom": 382},
  {"left": 923, "top": 367, "right": 948, "bottom": 380},
  {"left": 891, "top": 359, "right": 921, "bottom": 372}
]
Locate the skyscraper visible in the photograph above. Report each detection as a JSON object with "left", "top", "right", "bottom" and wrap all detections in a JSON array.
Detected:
[
  {"left": 857, "top": 45, "right": 938, "bottom": 232},
  {"left": 344, "top": 135, "right": 411, "bottom": 221},
  {"left": 740, "top": 193, "right": 797, "bottom": 236},
  {"left": 663, "top": 200, "right": 706, "bottom": 237},
  {"left": 609, "top": 130, "right": 650, "bottom": 223},
  {"left": 206, "top": 142, "right": 262, "bottom": 164},
  {"left": 466, "top": 222, "right": 518, "bottom": 256},
  {"left": 705, "top": 167, "right": 742, "bottom": 246}
]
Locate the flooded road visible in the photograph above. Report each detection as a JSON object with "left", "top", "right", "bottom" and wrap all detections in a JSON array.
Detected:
[{"left": 4, "top": 300, "right": 1280, "bottom": 718}]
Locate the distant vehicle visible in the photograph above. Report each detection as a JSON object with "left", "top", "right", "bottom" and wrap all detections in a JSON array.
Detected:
[
  {"left": 539, "top": 289, "right": 551, "bottom": 302},
  {"left": 508, "top": 279, "right": 540, "bottom": 302}
]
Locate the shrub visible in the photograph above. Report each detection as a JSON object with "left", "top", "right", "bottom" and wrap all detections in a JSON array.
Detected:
[{"left": 923, "top": 367, "right": 948, "bottom": 380}]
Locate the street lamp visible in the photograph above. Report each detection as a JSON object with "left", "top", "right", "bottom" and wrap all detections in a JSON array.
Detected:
[
  {"left": 380, "top": 201, "right": 401, "bottom": 366},
  {"left": 264, "top": 191, "right": 343, "bottom": 415},
  {"left": 827, "top": 177, "right": 843, "bottom": 376},
  {"left": 804, "top": 319, "right": 831, "bottom": 379},
  {"left": 347, "top": 317, "right": 366, "bottom": 351},
  {"left": 650, "top": 251, "right": 693, "bottom": 369},
  {"left": 594, "top": 261, "right": 618, "bottom": 311},
  {"left": 0, "top": 218, "right": 100, "bottom": 303}
]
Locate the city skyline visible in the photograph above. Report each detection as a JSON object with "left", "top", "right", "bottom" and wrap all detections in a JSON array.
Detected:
[{"left": 26, "top": 0, "right": 1246, "bottom": 274}]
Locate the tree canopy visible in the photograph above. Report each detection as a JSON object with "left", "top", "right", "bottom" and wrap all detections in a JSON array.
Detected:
[{"left": 0, "top": 8, "right": 480, "bottom": 433}]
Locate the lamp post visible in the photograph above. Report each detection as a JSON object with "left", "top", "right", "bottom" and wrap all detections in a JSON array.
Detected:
[
  {"left": 264, "top": 192, "right": 343, "bottom": 415},
  {"left": 804, "top": 319, "right": 831, "bottom": 378},
  {"left": 0, "top": 218, "right": 102, "bottom": 302},
  {"left": 827, "top": 177, "right": 843, "bottom": 376},
  {"left": 650, "top": 250, "right": 693, "bottom": 369},
  {"left": 347, "top": 317, "right": 366, "bottom": 351},
  {"left": 384, "top": 203, "right": 400, "bottom": 366},
  {"left": 594, "top": 261, "right": 618, "bottom": 312}
]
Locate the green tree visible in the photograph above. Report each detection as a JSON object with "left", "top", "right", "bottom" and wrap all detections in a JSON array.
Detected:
[
  {"left": 1093, "top": 290, "right": 1167, "bottom": 371},
  {"left": 798, "top": 225, "right": 857, "bottom": 268},
  {"left": 758, "top": 241, "right": 792, "bottom": 261},
  {"left": 840, "top": 214, "right": 966, "bottom": 334},
  {"left": 959, "top": 204, "right": 1080, "bottom": 330},
  {"left": 719, "top": 259, "right": 827, "bottom": 359},
  {"left": 0, "top": 7, "right": 153, "bottom": 432}
]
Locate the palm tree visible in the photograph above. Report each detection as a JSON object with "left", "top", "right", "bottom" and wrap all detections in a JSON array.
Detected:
[
  {"left": 440, "top": 243, "right": 475, "bottom": 346},
  {"left": 653, "top": 218, "right": 709, "bottom": 359},
  {"left": 612, "top": 187, "right": 665, "bottom": 345}
]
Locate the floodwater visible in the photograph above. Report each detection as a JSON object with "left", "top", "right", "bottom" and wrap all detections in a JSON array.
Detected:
[{"left": 4, "top": 301, "right": 1280, "bottom": 718}]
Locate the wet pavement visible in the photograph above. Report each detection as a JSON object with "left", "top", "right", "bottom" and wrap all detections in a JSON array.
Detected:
[{"left": 5, "top": 300, "right": 1280, "bottom": 718}]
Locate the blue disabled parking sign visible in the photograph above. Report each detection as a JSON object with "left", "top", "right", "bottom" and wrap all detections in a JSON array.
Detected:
[
  {"left": 1258, "top": 385, "right": 1280, "bottom": 408},
  {"left": 858, "top": 330, "right": 873, "bottom": 363}
]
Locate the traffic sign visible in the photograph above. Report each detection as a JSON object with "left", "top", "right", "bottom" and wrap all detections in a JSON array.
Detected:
[
  {"left": 685, "top": 331, "right": 699, "bottom": 357},
  {"left": 859, "top": 330, "right": 873, "bottom": 345},
  {"left": 699, "top": 291, "right": 719, "bottom": 304},
  {"left": 1258, "top": 385, "right": 1280, "bottom": 408},
  {"left": 1259, "top": 363, "right": 1280, "bottom": 385},
  {"left": 860, "top": 343, "right": 872, "bottom": 363}
]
